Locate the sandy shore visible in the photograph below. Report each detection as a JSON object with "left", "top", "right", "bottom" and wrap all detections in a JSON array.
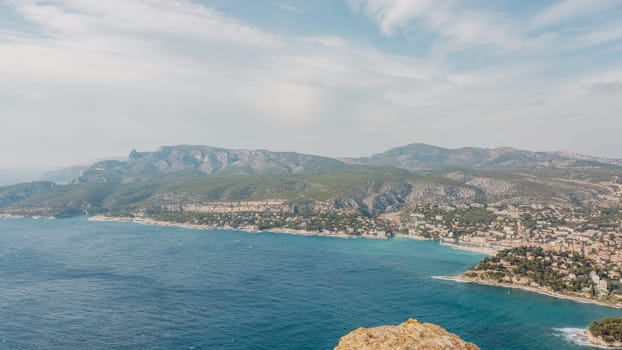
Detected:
[
  {"left": 0, "top": 213, "right": 56, "bottom": 219},
  {"left": 392, "top": 233, "right": 434, "bottom": 241},
  {"left": 438, "top": 241, "right": 498, "bottom": 256},
  {"left": 393, "top": 235, "right": 499, "bottom": 256},
  {"left": 0, "top": 214, "right": 25, "bottom": 219},
  {"left": 88, "top": 215, "right": 387, "bottom": 240},
  {"left": 434, "top": 275, "right": 622, "bottom": 309}
]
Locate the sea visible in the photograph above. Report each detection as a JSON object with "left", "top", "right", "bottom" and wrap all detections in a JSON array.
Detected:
[{"left": 1, "top": 217, "right": 620, "bottom": 350}]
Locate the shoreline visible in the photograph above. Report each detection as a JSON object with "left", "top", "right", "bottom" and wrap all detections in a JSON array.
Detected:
[
  {"left": 0, "top": 214, "right": 25, "bottom": 219},
  {"left": 88, "top": 215, "right": 387, "bottom": 240},
  {"left": 438, "top": 241, "right": 497, "bottom": 256},
  {"left": 580, "top": 329, "right": 622, "bottom": 349},
  {"left": 89, "top": 216, "right": 510, "bottom": 252},
  {"left": 391, "top": 234, "right": 496, "bottom": 256},
  {"left": 392, "top": 233, "right": 434, "bottom": 241},
  {"left": 0, "top": 213, "right": 55, "bottom": 219},
  {"left": 434, "top": 275, "right": 622, "bottom": 309},
  {"left": 7, "top": 214, "right": 510, "bottom": 255}
]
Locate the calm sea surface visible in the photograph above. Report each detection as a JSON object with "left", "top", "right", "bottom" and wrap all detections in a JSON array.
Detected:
[{"left": 1, "top": 217, "right": 620, "bottom": 349}]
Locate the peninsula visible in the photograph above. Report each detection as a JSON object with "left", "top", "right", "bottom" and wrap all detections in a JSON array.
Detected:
[
  {"left": 447, "top": 246, "right": 622, "bottom": 308},
  {"left": 582, "top": 317, "right": 622, "bottom": 348}
]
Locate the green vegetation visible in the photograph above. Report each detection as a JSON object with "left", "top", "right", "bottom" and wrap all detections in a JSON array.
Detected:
[
  {"left": 589, "top": 317, "right": 622, "bottom": 344},
  {"left": 0, "top": 181, "right": 55, "bottom": 207},
  {"left": 475, "top": 247, "right": 570, "bottom": 290},
  {"left": 0, "top": 164, "right": 471, "bottom": 217},
  {"left": 442, "top": 207, "right": 496, "bottom": 236},
  {"left": 150, "top": 210, "right": 395, "bottom": 237},
  {"left": 2, "top": 142, "right": 622, "bottom": 219},
  {"left": 467, "top": 246, "right": 622, "bottom": 301}
]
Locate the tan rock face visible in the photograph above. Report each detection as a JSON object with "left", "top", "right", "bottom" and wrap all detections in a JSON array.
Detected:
[{"left": 334, "top": 318, "right": 480, "bottom": 350}]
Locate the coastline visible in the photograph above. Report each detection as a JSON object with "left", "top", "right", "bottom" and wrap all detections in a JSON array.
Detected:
[
  {"left": 89, "top": 216, "right": 514, "bottom": 252},
  {"left": 438, "top": 241, "right": 497, "bottom": 256},
  {"left": 392, "top": 233, "right": 433, "bottom": 241},
  {"left": 434, "top": 275, "right": 622, "bottom": 309},
  {"left": 88, "top": 215, "right": 387, "bottom": 240},
  {"left": 388, "top": 234, "right": 497, "bottom": 256},
  {"left": 6, "top": 214, "right": 510, "bottom": 254},
  {"left": 0, "top": 214, "right": 25, "bottom": 219},
  {"left": 0, "top": 213, "right": 55, "bottom": 219},
  {"left": 580, "top": 329, "right": 622, "bottom": 349}
]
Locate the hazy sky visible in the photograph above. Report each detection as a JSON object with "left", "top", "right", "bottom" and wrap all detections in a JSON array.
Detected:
[{"left": 2, "top": 0, "right": 622, "bottom": 168}]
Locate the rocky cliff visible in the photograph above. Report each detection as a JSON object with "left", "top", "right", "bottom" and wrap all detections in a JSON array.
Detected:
[{"left": 334, "top": 318, "right": 479, "bottom": 350}]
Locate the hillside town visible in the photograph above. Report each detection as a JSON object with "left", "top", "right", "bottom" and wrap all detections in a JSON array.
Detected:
[
  {"left": 129, "top": 193, "right": 622, "bottom": 269},
  {"left": 454, "top": 246, "right": 622, "bottom": 307},
  {"left": 390, "top": 203, "right": 622, "bottom": 266}
]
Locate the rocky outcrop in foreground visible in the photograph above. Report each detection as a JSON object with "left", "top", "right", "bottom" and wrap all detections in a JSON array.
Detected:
[{"left": 334, "top": 318, "right": 479, "bottom": 350}]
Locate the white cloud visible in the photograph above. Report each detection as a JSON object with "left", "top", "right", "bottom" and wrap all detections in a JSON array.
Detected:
[
  {"left": 576, "top": 21, "right": 622, "bottom": 46},
  {"left": 347, "top": 0, "right": 436, "bottom": 36},
  {"left": 576, "top": 69, "right": 622, "bottom": 95},
  {"left": 0, "top": 0, "right": 622, "bottom": 167},
  {"left": 301, "top": 35, "right": 349, "bottom": 48},
  {"left": 12, "top": 0, "right": 282, "bottom": 47},
  {"left": 529, "top": 0, "right": 615, "bottom": 30},
  {"left": 277, "top": 0, "right": 310, "bottom": 13},
  {"left": 347, "top": 0, "right": 518, "bottom": 49},
  {"left": 583, "top": 81, "right": 622, "bottom": 95},
  {"left": 347, "top": 0, "right": 622, "bottom": 54}
]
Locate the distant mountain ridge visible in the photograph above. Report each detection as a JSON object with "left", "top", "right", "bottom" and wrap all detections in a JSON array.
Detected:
[
  {"left": 343, "top": 143, "right": 622, "bottom": 170},
  {"left": 77, "top": 145, "right": 348, "bottom": 183},
  {"left": 1, "top": 143, "right": 620, "bottom": 218},
  {"left": 72, "top": 143, "right": 622, "bottom": 185}
]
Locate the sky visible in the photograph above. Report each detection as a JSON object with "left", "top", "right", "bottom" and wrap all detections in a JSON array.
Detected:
[{"left": 1, "top": 0, "right": 622, "bottom": 169}]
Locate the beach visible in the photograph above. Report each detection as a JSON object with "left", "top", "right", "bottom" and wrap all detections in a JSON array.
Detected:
[
  {"left": 438, "top": 241, "right": 498, "bottom": 256},
  {"left": 0, "top": 214, "right": 26, "bottom": 219}
]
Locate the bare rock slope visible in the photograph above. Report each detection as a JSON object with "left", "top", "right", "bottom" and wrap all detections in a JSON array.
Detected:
[{"left": 334, "top": 318, "right": 479, "bottom": 350}]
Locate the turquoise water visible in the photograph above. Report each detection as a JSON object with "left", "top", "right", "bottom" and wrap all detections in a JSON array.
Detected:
[{"left": 0, "top": 218, "right": 620, "bottom": 349}]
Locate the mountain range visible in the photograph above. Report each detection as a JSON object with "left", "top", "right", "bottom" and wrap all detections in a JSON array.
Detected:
[
  {"left": 1, "top": 143, "right": 621, "bottom": 218},
  {"left": 345, "top": 143, "right": 622, "bottom": 170}
]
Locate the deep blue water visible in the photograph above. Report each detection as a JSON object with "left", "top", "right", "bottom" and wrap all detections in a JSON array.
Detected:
[{"left": 1, "top": 218, "right": 620, "bottom": 349}]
